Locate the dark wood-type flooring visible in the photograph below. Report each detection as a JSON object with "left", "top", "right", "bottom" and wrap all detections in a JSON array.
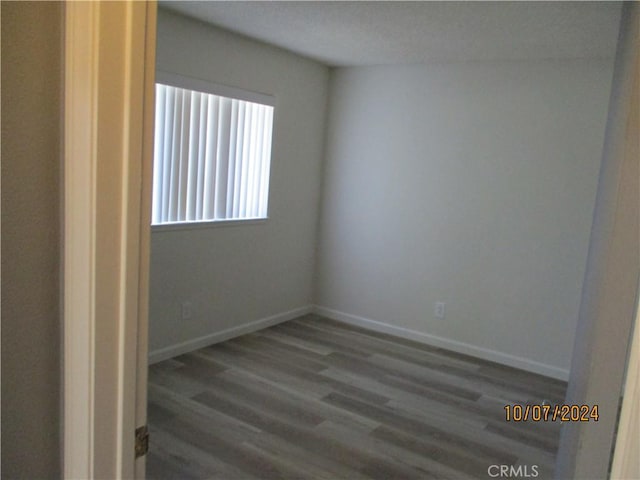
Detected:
[{"left": 147, "top": 315, "right": 567, "bottom": 480}]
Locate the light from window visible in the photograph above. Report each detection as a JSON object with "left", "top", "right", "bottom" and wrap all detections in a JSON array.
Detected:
[{"left": 152, "top": 81, "right": 274, "bottom": 225}]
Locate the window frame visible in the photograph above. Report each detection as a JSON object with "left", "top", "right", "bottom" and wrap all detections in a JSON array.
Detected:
[{"left": 151, "top": 71, "right": 276, "bottom": 231}]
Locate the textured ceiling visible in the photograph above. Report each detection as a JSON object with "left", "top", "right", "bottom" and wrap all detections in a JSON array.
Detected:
[{"left": 160, "top": 1, "right": 622, "bottom": 67}]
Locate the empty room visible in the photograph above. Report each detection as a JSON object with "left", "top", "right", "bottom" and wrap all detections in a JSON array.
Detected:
[
  {"left": 145, "top": 2, "right": 637, "bottom": 480},
  {"left": 6, "top": 2, "right": 639, "bottom": 479}
]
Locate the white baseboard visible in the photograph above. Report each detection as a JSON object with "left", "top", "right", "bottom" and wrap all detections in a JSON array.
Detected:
[
  {"left": 313, "top": 305, "right": 569, "bottom": 381},
  {"left": 148, "top": 305, "right": 313, "bottom": 364}
]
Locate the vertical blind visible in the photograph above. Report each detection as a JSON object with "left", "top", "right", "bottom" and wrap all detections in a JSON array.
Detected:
[{"left": 152, "top": 83, "right": 274, "bottom": 225}]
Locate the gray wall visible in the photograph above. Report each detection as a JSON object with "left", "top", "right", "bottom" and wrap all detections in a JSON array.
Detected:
[
  {"left": 316, "top": 59, "right": 614, "bottom": 378},
  {"left": 1, "top": 2, "right": 63, "bottom": 477},
  {"left": 150, "top": 10, "right": 330, "bottom": 357}
]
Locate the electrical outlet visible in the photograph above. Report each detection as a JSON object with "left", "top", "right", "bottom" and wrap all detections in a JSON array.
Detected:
[
  {"left": 435, "top": 302, "right": 445, "bottom": 319},
  {"left": 181, "top": 302, "right": 192, "bottom": 320}
]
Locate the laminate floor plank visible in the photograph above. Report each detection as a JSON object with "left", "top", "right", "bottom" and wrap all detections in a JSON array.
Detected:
[
  {"left": 322, "top": 391, "right": 518, "bottom": 465},
  {"left": 369, "top": 424, "right": 505, "bottom": 479},
  {"left": 234, "top": 333, "right": 332, "bottom": 364},
  {"left": 256, "top": 329, "right": 335, "bottom": 356},
  {"left": 196, "top": 373, "right": 326, "bottom": 429},
  {"left": 319, "top": 366, "right": 497, "bottom": 434},
  {"left": 325, "top": 351, "right": 482, "bottom": 401},
  {"left": 153, "top": 377, "right": 372, "bottom": 479},
  {"left": 148, "top": 365, "right": 208, "bottom": 399},
  {"left": 163, "top": 413, "right": 305, "bottom": 480},
  {"left": 198, "top": 344, "right": 335, "bottom": 399},
  {"left": 239, "top": 441, "right": 358, "bottom": 480},
  {"left": 222, "top": 336, "right": 393, "bottom": 406},
  {"left": 149, "top": 425, "right": 259, "bottom": 480},
  {"left": 147, "top": 315, "right": 566, "bottom": 479},
  {"left": 215, "top": 368, "right": 383, "bottom": 433},
  {"left": 205, "top": 339, "right": 394, "bottom": 408},
  {"left": 229, "top": 335, "right": 330, "bottom": 373},
  {"left": 290, "top": 318, "right": 482, "bottom": 373},
  {"left": 320, "top": 365, "right": 484, "bottom": 415},
  {"left": 313, "top": 317, "right": 449, "bottom": 355},
  {"left": 371, "top": 357, "right": 530, "bottom": 406},
  {"left": 149, "top": 383, "right": 264, "bottom": 438},
  {"left": 313, "top": 317, "right": 562, "bottom": 398},
  {"left": 273, "top": 322, "right": 373, "bottom": 358},
  {"left": 146, "top": 451, "right": 200, "bottom": 480},
  {"left": 315, "top": 420, "right": 477, "bottom": 480},
  {"left": 148, "top": 387, "right": 305, "bottom": 480},
  {"left": 191, "top": 389, "right": 421, "bottom": 479},
  {"left": 381, "top": 397, "right": 558, "bottom": 470},
  {"left": 318, "top": 369, "right": 559, "bottom": 470}
]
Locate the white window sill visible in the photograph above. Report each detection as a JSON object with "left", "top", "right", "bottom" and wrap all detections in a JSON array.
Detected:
[{"left": 151, "top": 217, "right": 268, "bottom": 233}]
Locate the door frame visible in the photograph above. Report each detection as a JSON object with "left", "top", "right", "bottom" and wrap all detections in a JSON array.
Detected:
[
  {"left": 610, "top": 291, "right": 640, "bottom": 478},
  {"left": 63, "top": 1, "right": 156, "bottom": 478}
]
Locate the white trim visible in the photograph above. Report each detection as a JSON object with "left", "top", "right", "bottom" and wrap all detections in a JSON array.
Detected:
[
  {"left": 151, "top": 217, "right": 268, "bottom": 232},
  {"left": 148, "top": 306, "right": 313, "bottom": 364},
  {"left": 610, "top": 284, "right": 640, "bottom": 479},
  {"left": 64, "top": 3, "right": 98, "bottom": 476},
  {"left": 64, "top": 2, "right": 155, "bottom": 478},
  {"left": 313, "top": 305, "right": 569, "bottom": 381},
  {"left": 134, "top": 3, "right": 157, "bottom": 478},
  {"left": 156, "top": 70, "right": 275, "bottom": 106}
]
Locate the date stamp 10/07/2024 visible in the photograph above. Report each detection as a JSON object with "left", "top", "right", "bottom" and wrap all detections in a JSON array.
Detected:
[{"left": 504, "top": 404, "right": 599, "bottom": 422}]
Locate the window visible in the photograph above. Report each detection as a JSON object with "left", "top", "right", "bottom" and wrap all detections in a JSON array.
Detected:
[{"left": 152, "top": 73, "right": 274, "bottom": 225}]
